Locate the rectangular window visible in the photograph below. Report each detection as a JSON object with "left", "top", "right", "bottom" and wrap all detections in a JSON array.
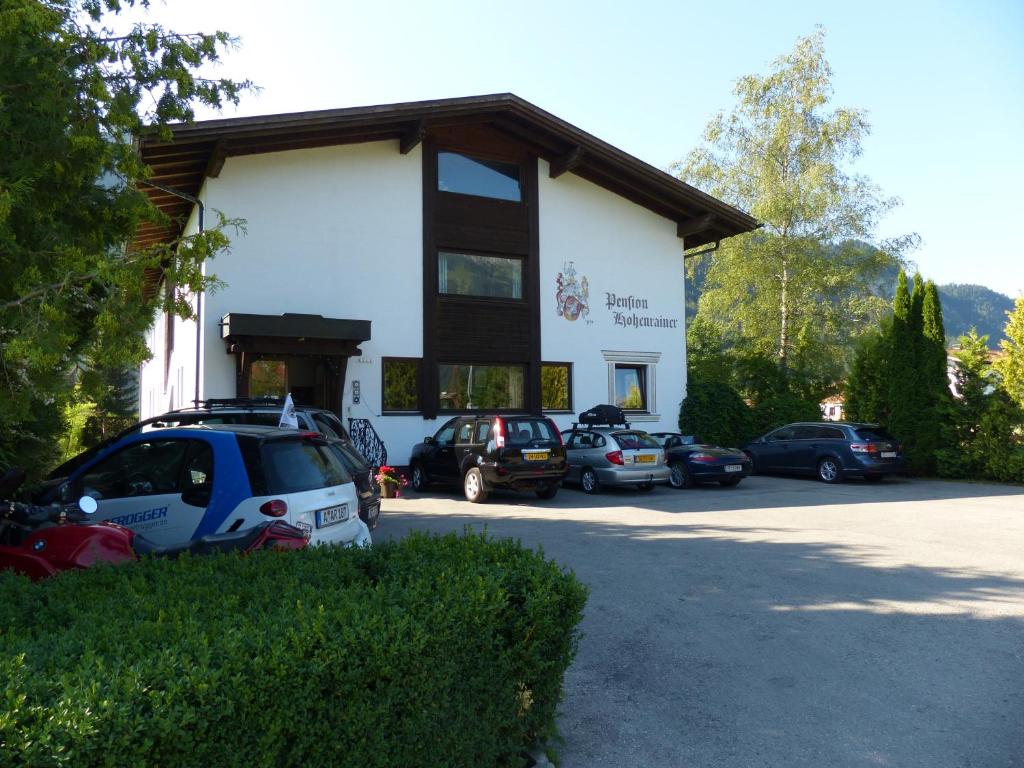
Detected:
[
  {"left": 541, "top": 362, "right": 572, "bottom": 411},
  {"left": 439, "top": 364, "right": 524, "bottom": 411},
  {"left": 614, "top": 364, "right": 647, "bottom": 411},
  {"left": 249, "top": 359, "right": 288, "bottom": 399},
  {"left": 437, "top": 151, "right": 521, "bottom": 201},
  {"left": 382, "top": 358, "right": 421, "bottom": 413},
  {"left": 438, "top": 251, "right": 522, "bottom": 299}
]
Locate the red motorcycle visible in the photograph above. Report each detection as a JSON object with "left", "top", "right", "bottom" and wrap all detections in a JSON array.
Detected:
[{"left": 0, "top": 469, "right": 309, "bottom": 581}]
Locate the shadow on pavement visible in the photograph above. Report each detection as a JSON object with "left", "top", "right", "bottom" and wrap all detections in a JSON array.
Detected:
[
  {"left": 376, "top": 498, "right": 1024, "bottom": 768},
  {"left": 406, "top": 473, "right": 1024, "bottom": 514}
]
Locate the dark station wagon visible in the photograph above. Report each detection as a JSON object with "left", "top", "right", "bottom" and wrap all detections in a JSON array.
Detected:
[
  {"left": 743, "top": 422, "right": 905, "bottom": 483},
  {"left": 409, "top": 415, "right": 568, "bottom": 503}
]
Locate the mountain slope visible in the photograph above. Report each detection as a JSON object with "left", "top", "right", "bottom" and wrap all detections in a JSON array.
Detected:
[{"left": 936, "top": 284, "right": 1015, "bottom": 345}]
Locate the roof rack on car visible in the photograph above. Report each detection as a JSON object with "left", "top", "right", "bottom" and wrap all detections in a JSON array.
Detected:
[
  {"left": 201, "top": 397, "right": 286, "bottom": 408},
  {"left": 571, "top": 420, "right": 631, "bottom": 429}
]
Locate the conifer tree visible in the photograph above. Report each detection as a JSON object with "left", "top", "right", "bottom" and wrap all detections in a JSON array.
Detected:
[
  {"left": 844, "top": 320, "right": 891, "bottom": 424},
  {"left": 887, "top": 271, "right": 919, "bottom": 462},
  {"left": 916, "top": 280, "right": 949, "bottom": 473}
]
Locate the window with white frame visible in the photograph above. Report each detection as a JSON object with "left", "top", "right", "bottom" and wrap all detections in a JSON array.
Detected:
[{"left": 602, "top": 351, "right": 661, "bottom": 418}]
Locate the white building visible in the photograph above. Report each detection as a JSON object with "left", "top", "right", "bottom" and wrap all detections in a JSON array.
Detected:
[{"left": 135, "top": 94, "right": 756, "bottom": 463}]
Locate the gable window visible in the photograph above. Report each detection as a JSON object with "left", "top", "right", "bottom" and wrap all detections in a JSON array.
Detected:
[
  {"left": 382, "top": 358, "right": 421, "bottom": 413},
  {"left": 541, "top": 362, "right": 572, "bottom": 412},
  {"left": 438, "top": 251, "right": 522, "bottom": 299},
  {"left": 437, "top": 151, "right": 521, "bottom": 201},
  {"left": 439, "top": 363, "right": 524, "bottom": 411}
]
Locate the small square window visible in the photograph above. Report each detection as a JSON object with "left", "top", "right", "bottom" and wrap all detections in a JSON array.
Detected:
[
  {"left": 614, "top": 364, "right": 647, "bottom": 411},
  {"left": 541, "top": 363, "right": 572, "bottom": 411},
  {"left": 382, "top": 358, "right": 421, "bottom": 413}
]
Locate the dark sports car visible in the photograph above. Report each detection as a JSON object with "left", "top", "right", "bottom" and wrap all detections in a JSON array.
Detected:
[{"left": 650, "top": 432, "right": 752, "bottom": 489}]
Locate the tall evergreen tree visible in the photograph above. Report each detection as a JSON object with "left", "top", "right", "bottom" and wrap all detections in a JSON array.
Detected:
[
  {"left": 844, "top": 319, "right": 891, "bottom": 424},
  {"left": 887, "top": 271, "right": 919, "bottom": 461},
  {"left": 915, "top": 280, "right": 949, "bottom": 473}
]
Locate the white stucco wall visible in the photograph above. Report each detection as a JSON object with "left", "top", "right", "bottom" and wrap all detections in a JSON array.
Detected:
[
  {"left": 140, "top": 144, "right": 688, "bottom": 464},
  {"left": 538, "top": 158, "right": 687, "bottom": 434},
  {"left": 139, "top": 205, "right": 202, "bottom": 419}
]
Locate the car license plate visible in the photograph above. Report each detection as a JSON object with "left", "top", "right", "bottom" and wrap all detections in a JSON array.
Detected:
[
  {"left": 523, "top": 451, "right": 549, "bottom": 462},
  {"left": 725, "top": 464, "right": 742, "bottom": 472},
  {"left": 635, "top": 454, "right": 656, "bottom": 464},
  {"left": 315, "top": 504, "right": 349, "bottom": 528},
  {"left": 881, "top": 451, "right": 897, "bottom": 458}
]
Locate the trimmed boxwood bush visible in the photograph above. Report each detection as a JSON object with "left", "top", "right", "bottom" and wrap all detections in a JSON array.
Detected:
[{"left": 0, "top": 532, "right": 587, "bottom": 768}]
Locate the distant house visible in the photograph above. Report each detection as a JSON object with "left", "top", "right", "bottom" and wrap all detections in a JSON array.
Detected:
[
  {"left": 946, "top": 348, "right": 1002, "bottom": 398},
  {"left": 821, "top": 395, "right": 845, "bottom": 421},
  {"left": 133, "top": 94, "right": 756, "bottom": 463}
]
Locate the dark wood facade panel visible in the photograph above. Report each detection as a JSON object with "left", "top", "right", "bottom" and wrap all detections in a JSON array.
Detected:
[
  {"left": 435, "top": 300, "right": 531, "bottom": 362},
  {"left": 432, "top": 123, "right": 532, "bottom": 162},
  {"left": 435, "top": 193, "right": 530, "bottom": 254}
]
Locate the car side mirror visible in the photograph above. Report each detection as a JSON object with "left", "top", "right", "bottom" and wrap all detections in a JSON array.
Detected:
[{"left": 424, "top": 436, "right": 434, "bottom": 445}]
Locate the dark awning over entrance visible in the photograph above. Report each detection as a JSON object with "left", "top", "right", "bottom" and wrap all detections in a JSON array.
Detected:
[{"left": 221, "top": 312, "right": 371, "bottom": 356}]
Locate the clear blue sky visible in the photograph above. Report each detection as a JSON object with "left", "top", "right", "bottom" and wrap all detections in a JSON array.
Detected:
[{"left": 139, "top": 0, "right": 1024, "bottom": 297}]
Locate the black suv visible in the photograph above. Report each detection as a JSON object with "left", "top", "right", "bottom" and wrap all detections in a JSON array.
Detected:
[{"left": 409, "top": 415, "right": 568, "bottom": 503}]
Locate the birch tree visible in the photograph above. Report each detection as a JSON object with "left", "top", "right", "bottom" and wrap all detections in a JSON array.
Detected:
[{"left": 677, "top": 27, "right": 914, "bottom": 389}]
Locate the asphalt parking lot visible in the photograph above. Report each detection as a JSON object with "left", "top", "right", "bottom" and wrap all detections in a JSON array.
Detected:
[{"left": 377, "top": 474, "right": 1024, "bottom": 768}]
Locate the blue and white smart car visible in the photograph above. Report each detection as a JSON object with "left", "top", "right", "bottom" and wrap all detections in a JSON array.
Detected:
[{"left": 52, "top": 424, "right": 370, "bottom": 549}]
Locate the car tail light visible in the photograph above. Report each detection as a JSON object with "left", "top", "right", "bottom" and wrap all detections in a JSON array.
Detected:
[
  {"left": 494, "top": 417, "right": 506, "bottom": 449},
  {"left": 549, "top": 419, "right": 564, "bottom": 445},
  {"left": 606, "top": 450, "right": 624, "bottom": 465},
  {"left": 690, "top": 452, "right": 715, "bottom": 463},
  {"left": 259, "top": 499, "right": 288, "bottom": 517},
  {"left": 850, "top": 443, "right": 878, "bottom": 454}
]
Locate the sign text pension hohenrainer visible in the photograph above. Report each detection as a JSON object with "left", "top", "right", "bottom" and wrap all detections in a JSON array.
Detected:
[{"left": 605, "top": 292, "right": 679, "bottom": 330}]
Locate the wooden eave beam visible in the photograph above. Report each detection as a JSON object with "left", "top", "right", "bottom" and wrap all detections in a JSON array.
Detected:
[
  {"left": 399, "top": 120, "right": 427, "bottom": 154},
  {"left": 204, "top": 139, "right": 229, "bottom": 178},
  {"left": 549, "top": 146, "right": 584, "bottom": 178},
  {"left": 676, "top": 213, "right": 716, "bottom": 239}
]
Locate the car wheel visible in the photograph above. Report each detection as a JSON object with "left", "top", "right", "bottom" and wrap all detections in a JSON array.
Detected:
[
  {"left": 580, "top": 467, "right": 600, "bottom": 494},
  {"left": 410, "top": 462, "right": 428, "bottom": 492},
  {"left": 719, "top": 476, "right": 742, "bottom": 487},
  {"left": 535, "top": 485, "right": 559, "bottom": 500},
  {"left": 863, "top": 473, "right": 885, "bottom": 483},
  {"left": 817, "top": 457, "right": 843, "bottom": 484},
  {"left": 743, "top": 451, "right": 758, "bottom": 475},
  {"left": 463, "top": 468, "right": 488, "bottom": 503},
  {"left": 669, "top": 461, "right": 693, "bottom": 489}
]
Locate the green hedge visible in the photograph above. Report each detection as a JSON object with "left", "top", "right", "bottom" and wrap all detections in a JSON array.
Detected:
[{"left": 0, "top": 532, "right": 588, "bottom": 768}]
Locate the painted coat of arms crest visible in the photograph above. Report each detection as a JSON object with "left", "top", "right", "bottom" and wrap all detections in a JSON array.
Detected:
[{"left": 555, "top": 261, "right": 589, "bottom": 322}]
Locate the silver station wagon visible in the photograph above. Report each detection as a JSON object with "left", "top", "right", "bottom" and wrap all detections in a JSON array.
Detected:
[{"left": 560, "top": 426, "right": 671, "bottom": 493}]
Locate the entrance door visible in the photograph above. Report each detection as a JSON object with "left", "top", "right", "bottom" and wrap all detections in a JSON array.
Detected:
[{"left": 245, "top": 355, "right": 345, "bottom": 414}]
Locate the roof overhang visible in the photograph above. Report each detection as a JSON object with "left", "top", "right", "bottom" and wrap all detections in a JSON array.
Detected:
[
  {"left": 221, "top": 312, "right": 371, "bottom": 357},
  {"left": 134, "top": 93, "right": 759, "bottom": 251}
]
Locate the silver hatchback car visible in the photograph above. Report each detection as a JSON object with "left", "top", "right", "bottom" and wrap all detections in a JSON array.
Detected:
[{"left": 560, "top": 427, "right": 671, "bottom": 493}]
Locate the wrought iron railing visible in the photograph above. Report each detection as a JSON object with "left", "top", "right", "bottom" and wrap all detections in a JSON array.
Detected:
[{"left": 348, "top": 418, "right": 388, "bottom": 468}]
